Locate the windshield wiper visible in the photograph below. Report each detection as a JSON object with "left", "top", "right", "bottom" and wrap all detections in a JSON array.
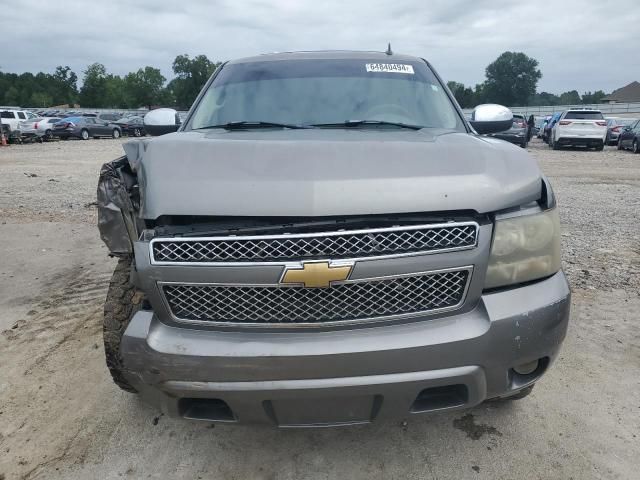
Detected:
[
  {"left": 197, "top": 121, "right": 311, "bottom": 130},
  {"left": 311, "top": 120, "right": 423, "bottom": 130}
]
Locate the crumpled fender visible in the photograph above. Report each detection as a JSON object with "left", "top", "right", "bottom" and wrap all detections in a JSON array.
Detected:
[{"left": 97, "top": 155, "right": 141, "bottom": 255}]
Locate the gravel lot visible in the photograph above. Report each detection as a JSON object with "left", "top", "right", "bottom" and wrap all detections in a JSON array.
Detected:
[{"left": 0, "top": 138, "right": 639, "bottom": 480}]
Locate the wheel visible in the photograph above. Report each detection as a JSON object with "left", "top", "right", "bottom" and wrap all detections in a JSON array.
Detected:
[
  {"left": 520, "top": 140, "right": 527, "bottom": 148},
  {"left": 617, "top": 140, "right": 623, "bottom": 150},
  {"left": 112, "top": 128, "right": 121, "bottom": 139},
  {"left": 552, "top": 137, "right": 560, "bottom": 150},
  {"left": 633, "top": 140, "right": 639, "bottom": 154},
  {"left": 81, "top": 129, "right": 90, "bottom": 140},
  {"left": 103, "top": 257, "right": 143, "bottom": 393},
  {"left": 44, "top": 129, "right": 52, "bottom": 141},
  {"left": 594, "top": 143, "right": 604, "bottom": 151},
  {"left": 132, "top": 127, "right": 141, "bottom": 137}
]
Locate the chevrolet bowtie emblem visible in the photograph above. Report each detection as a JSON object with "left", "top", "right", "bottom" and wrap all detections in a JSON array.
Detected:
[{"left": 281, "top": 261, "right": 353, "bottom": 288}]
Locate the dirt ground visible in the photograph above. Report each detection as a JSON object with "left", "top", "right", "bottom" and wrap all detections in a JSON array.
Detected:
[{"left": 0, "top": 137, "right": 639, "bottom": 480}]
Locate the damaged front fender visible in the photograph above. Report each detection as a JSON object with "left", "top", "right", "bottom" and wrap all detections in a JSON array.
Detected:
[{"left": 97, "top": 155, "right": 142, "bottom": 256}]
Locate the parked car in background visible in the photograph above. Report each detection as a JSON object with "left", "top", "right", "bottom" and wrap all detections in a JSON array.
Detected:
[
  {"left": 53, "top": 116, "right": 122, "bottom": 140},
  {"left": 485, "top": 113, "right": 529, "bottom": 148},
  {"left": 617, "top": 119, "right": 640, "bottom": 153},
  {"left": 549, "top": 109, "right": 607, "bottom": 150},
  {"left": 19, "top": 117, "right": 62, "bottom": 141},
  {"left": 543, "top": 112, "right": 562, "bottom": 144},
  {"left": 537, "top": 116, "right": 550, "bottom": 138},
  {"left": 82, "top": 112, "right": 123, "bottom": 123},
  {"left": 0, "top": 109, "right": 30, "bottom": 133},
  {"left": 114, "top": 115, "right": 145, "bottom": 137},
  {"left": 606, "top": 118, "right": 638, "bottom": 146}
]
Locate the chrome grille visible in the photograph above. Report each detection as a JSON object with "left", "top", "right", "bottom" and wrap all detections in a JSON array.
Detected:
[
  {"left": 161, "top": 268, "right": 471, "bottom": 326},
  {"left": 151, "top": 223, "right": 478, "bottom": 263}
]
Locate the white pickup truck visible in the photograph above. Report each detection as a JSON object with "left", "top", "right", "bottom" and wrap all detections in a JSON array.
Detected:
[
  {"left": 549, "top": 109, "right": 607, "bottom": 150},
  {"left": 0, "top": 109, "right": 39, "bottom": 136}
]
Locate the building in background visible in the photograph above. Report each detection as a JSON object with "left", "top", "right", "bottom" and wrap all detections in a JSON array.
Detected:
[{"left": 602, "top": 81, "right": 640, "bottom": 103}]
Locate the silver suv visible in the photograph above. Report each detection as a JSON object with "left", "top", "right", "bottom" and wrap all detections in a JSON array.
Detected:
[{"left": 97, "top": 51, "right": 570, "bottom": 427}]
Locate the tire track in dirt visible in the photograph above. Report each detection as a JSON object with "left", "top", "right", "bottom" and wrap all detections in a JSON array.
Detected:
[{"left": 0, "top": 263, "right": 114, "bottom": 479}]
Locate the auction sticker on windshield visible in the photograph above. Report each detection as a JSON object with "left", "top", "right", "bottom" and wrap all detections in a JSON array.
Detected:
[{"left": 365, "top": 63, "right": 415, "bottom": 74}]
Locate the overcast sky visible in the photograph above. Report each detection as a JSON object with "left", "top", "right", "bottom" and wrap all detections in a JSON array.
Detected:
[{"left": 3, "top": 0, "right": 639, "bottom": 94}]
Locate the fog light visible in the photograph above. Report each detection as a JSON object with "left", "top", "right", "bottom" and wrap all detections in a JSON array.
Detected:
[{"left": 513, "top": 360, "right": 539, "bottom": 375}]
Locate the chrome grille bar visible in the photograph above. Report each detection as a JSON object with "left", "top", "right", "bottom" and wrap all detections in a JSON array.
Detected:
[
  {"left": 151, "top": 222, "right": 479, "bottom": 264},
  {"left": 160, "top": 267, "right": 472, "bottom": 327}
]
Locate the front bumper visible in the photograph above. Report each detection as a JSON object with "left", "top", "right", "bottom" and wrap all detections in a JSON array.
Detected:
[{"left": 121, "top": 271, "right": 570, "bottom": 426}]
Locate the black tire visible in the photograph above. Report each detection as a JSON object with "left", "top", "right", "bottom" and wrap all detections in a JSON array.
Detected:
[
  {"left": 552, "top": 137, "right": 560, "bottom": 150},
  {"left": 633, "top": 140, "right": 639, "bottom": 154},
  {"left": 132, "top": 127, "right": 142, "bottom": 137},
  {"left": 617, "top": 140, "right": 623, "bottom": 150},
  {"left": 81, "top": 129, "right": 90, "bottom": 140},
  {"left": 112, "top": 128, "right": 121, "bottom": 139},
  {"left": 594, "top": 143, "right": 604, "bottom": 151},
  {"left": 103, "top": 257, "right": 143, "bottom": 393},
  {"left": 44, "top": 129, "right": 53, "bottom": 141},
  {"left": 520, "top": 140, "right": 527, "bottom": 148}
]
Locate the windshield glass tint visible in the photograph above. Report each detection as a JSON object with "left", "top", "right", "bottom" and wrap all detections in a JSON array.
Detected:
[
  {"left": 188, "top": 58, "right": 464, "bottom": 130},
  {"left": 565, "top": 111, "right": 604, "bottom": 120}
]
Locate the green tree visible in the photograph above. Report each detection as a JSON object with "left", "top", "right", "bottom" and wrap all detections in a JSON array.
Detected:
[
  {"left": 29, "top": 91, "right": 53, "bottom": 107},
  {"left": 3, "top": 85, "right": 20, "bottom": 105},
  {"left": 559, "top": 90, "right": 581, "bottom": 105},
  {"left": 483, "top": 52, "right": 542, "bottom": 106},
  {"left": 51, "top": 66, "right": 78, "bottom": 105},
  {"left": 528, "top": 92, "right": 561, "bottom": 106},
  {"left": 447, "top": 81, "right": 480, "bottom": 108},
  {"left": 104, "top": 74, "right": 128, "bottom": 108},
  {"left": 581, "top": 90, "right": 606, "bottom": 104},
  {"left": 124, "top": 67, "right": 166, "bottom": 108},
  {"left": 79, "top": 63, "right": 108, "bottom": 107},
  {"left": 169, "top": 54, "right": 221, "bottom": 108}
]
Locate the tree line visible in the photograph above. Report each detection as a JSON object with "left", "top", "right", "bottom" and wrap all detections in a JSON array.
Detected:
[
  {"left": 0, "top": 54, "right": 220, "bottom": 110},
  {"left": 0, "top": 51, "right": 610, "bottom": 110},
  {"left": 446, "top": 51, "right": 607, "bottom": 108}
]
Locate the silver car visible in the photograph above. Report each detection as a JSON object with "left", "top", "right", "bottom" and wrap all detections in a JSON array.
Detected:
[
  {"left": 18, "top": 117, "right": 61, "bottom": 141},
  {"left": 97, "top": 51, "right": 570, "bottom": 427}
]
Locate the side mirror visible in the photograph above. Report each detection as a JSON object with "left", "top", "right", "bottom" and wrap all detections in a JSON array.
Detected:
[
  {"left": 469, "top": 104, "right": 513, "bottom": 134},
  {"left": 144, "top": 108, "right": 181, "bottom": 136}
]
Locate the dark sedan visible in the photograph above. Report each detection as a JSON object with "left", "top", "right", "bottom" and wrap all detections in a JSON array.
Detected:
[
  {"left": 617, "top": 119, "right": 640, "bottom": 153},
  {"left": 52, "top": 116, "right": 122, "bottom": 140},
  {"left": 114, "top": 116, "right": 145, "bottom": 137},
  {"left": 485, "top": 114, "right": 529, "bottom": 148},
  {"left": 606, "top": 118, "right": 638, "bottom": 146}
]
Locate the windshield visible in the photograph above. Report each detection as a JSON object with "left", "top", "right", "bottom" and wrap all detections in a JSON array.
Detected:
[{"left": 187, "top": 58, "right": 464, "bottom": 131}]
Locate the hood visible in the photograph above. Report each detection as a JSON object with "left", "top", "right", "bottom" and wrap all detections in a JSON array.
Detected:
[{"left": 127, "top": 129, "right": 542, "bottom": 219}]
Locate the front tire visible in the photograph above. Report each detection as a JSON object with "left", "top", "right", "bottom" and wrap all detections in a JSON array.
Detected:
[
  {"left": 633, "top": 140, "right": 639, "bottom": 154},
  {"left": 103, "top": 257, "right": 143, "bottom": 393},
  {"left": 81, "top": 129, "right": 90, "bottom": 140},
  {"left": 112, "top": 128, "right": 121, "bottom": 139}
]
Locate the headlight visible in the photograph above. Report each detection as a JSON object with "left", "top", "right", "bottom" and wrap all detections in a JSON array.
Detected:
[{"left": 485, "top": 208, "right": 561, "bottom": 289}]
